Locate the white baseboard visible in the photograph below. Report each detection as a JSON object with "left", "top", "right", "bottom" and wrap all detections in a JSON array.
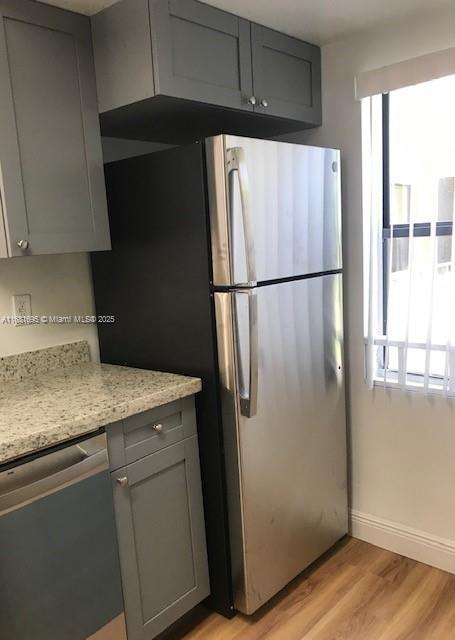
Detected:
[{"left": 349, "top": 509, "right": 455, "bottom": 575}]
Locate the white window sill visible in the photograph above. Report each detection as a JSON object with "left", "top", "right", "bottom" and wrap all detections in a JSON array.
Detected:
[{"left": 371, "top": 370, "right": 455, "bottom": 397}]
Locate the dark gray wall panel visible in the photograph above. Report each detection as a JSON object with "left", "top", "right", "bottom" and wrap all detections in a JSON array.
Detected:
[{"left": 101, "top": 137, "right": 171, "bottom": 163}]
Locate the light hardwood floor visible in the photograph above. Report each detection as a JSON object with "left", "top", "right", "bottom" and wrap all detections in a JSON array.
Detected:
[{"left": 163, "top": 537, "right": 455, "bottom": 640}]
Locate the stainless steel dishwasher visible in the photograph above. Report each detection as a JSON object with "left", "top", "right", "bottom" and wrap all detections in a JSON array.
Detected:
[{"left": 0, "top": 433, "right": 127, "bottom": 640}]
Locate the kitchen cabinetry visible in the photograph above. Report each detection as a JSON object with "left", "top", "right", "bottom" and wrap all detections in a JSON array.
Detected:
[
  {"left": 251, "top": 24, "right": 321, "bottom": 122},
  {"left": 93, "top": 0, "right": 254, "bottom": 113},
  {"left": 108, "top": 397, "right": 210, "bottom": 640},
  {"left": 92, "top": 0, "right": 321, "bottom": 143},
  {"left": 0, "top": 0, "right": 110, "bottom": 257}
]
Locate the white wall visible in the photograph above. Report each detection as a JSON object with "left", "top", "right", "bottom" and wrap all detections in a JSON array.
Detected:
[
  {"left": 0, "top": 254, "right": 99, "bottom": 360},
  {"left": 282, "top": 5, "right": 455, "bottom": 567}
]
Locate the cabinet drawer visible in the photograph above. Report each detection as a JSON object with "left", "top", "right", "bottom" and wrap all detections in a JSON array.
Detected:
[{"left": 107, "top": 396, "right": 197, "bottom": 470}]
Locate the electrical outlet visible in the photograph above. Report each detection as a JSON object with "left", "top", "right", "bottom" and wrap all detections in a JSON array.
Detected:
[{"left": 12, "top": 294, "right": 32, "bottom": 325}]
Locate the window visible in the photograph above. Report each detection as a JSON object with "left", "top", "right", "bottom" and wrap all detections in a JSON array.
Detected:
[{"left": 364, "top": 75, "right": 455, "bottom": 394}]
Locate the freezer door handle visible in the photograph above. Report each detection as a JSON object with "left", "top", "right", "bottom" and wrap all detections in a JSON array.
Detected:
[
  {"left": 227, "top": 147, "right": 257, "bottom": 286},
  {"left": 234, "top": 291, "right": 258, "bottom": 418}
]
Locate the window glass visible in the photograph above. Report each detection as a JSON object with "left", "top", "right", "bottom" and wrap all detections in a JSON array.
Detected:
[
  {"left": 389, "top": 76, "right": 455, "bottom": 224},
  {"left": 391, "top": 184, "right": 410, "bottom": 224},
  {"left": 383, "top": 76, "right": 455, "bottom": 382}
]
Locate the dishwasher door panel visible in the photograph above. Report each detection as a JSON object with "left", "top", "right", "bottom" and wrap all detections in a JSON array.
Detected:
[{"left": 0, "top": 469, "right": 125, "bottom": 640}]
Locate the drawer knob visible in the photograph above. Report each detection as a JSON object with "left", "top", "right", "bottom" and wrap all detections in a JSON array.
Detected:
[
  {"left": 117, "top": 476, "right": 128, "bottom": 488},
  {"left": 247, "top": 95, "right": 257, "bottom": 105},
  {"left": 17, "top": 239, "right": 29, "bottom": 250},
  {"left": 260, "top": 98, "right": 269, "bottom": 108},
  {"left": 152, "top": 423, "right": 163, "bottom": 433}
]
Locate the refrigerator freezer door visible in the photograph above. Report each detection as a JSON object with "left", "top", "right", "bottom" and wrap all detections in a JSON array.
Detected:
[
  {"left": 214, "top": 275, "right": 347, "bottom": 614},
  {"left": 206, "top": 135, "right": 342, "bottom": 287}
]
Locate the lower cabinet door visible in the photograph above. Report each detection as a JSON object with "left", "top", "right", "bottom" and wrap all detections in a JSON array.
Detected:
[{"left": 111, "top": 436, "right": 210, "bottom": 640}]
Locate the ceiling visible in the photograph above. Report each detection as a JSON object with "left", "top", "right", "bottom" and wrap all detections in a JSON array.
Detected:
[{"left": 39, "top": 0, "right": 452, "bottom": 45}]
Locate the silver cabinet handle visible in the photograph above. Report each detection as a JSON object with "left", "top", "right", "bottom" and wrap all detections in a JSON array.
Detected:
[
  {"left": 17, "top": 239, "right": 29, "bottom": 250},
  {"left": 152, "top": 423, "right": 163, "bottom": 432},
  {"left": 247, "top": 96, "right": 257, "bottom": 105},
  {"left": 117, "top": 476, "right": 128, "bottom": 487},
  {"left": 234, "top": 290, "right": 258, "bottom": 418},
  {"left": 226, "top": 147, "right": 257, "bottom": 286},
  {"left": 260, "top": 99, "right": 268, "bottom": 108}
]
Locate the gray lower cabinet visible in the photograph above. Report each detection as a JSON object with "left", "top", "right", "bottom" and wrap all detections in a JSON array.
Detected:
[
  {"left": 0, "top": 0, "right": 110, "bottom": 257},
  {"left": 92, "top": 0, "right": 321, "bottom": 129},
  {"left": 109, "top": 400, "right": 210, "bottom": 640},
  {"left": 107, "top": 397, "right": 198, "bottom": 470},
  {"left": 251, "top": 24, "right": 321, "bottom": 124}
]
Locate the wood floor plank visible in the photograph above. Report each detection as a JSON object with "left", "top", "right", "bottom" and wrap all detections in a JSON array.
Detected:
[
  {"left": 290, "top": 570, "right": 387, "bottom": 640},
  {"left": 424, "top": 574, "right": 455, "bottom": 640},
  {"left": 163, "top": 538, "right": 455, "bottom": 640},
  {"left": 375, "top": 568, "right": 452, "bottom": 640}
]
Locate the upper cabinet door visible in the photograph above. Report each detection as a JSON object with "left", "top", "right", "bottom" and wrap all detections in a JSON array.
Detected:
[
  {"left": 149, "top": 0, "right": 254, "bottom": 111},
  {"left": 251, "top": 24, "right": 321, "bottom": 124},
  {"left": 0, "top": 0, "right": 110, "bottom": 257}
]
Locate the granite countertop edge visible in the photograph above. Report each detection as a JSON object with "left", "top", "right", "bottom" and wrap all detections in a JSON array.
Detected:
[{"left": 0, "top": 360, "right": 202, "bottom": 466}]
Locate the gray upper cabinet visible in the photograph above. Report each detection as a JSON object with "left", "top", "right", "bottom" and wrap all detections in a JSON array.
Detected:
[
  {"left": 150, "top": 0, "right": 253, "bottom": 111},
  {"left": 0, "top": 0, "right": 110, "bottom": 257},
  {"left": 93, "top": 0, "right": 253, "bottom": 113},
  {"left": 111, "top": 436, "right": 210, "bottom": 640},
  {"left": 92, "top": 0, "right": 322, "bottom": 137},
  {"left": 251, "top": 24, "right": 321, "bottom": 124}
]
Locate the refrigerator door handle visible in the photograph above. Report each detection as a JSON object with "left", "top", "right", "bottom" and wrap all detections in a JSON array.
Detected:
[
  {"left": 234, "top": 291, "right": 258, "bottom": 418},
  {"left": 226, "top": 147, "right": 257, "bottom": 286}
]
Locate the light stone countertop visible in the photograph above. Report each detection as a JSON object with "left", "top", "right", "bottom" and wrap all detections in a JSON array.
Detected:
[{"left": 0, "top": 343, "right": 201, "bottom": 465}]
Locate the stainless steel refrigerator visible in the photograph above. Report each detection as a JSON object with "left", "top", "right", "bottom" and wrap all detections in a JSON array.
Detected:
[
  {"left": 92, "top": 134, "right": 347, "bottom": 618},
  {"left": 207, "top": 135, "right": 347, "bottom": 614}
]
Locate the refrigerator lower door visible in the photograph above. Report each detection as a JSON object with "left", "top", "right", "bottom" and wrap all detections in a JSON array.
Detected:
[
  {"left": 206, "top": 135, "right": 342, "bottom": 287},
  {"left": 214, "top": 275, "right": 347, "bottom": 614}
]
